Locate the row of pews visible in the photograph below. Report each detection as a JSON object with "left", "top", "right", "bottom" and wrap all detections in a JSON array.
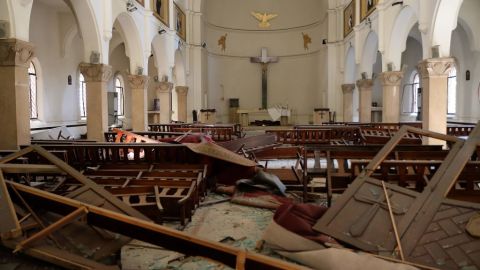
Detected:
[
  {"left": 17, "top": 143, "right": 208, "bottom": 225},
  {"left": 148, "top": 123, "right": 243, "bottom": 141},
  {"left": 265, "top": 122, "right": 476, "bottom": 145},
  {"left": 253, "top": 122, "right": 479, "bottom": 202}
]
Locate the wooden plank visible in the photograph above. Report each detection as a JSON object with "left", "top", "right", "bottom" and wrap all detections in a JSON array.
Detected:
[
  {"left": 2, "top": 241, "right": 119, "bottom": 270},
  {"left": 14, "top": 207, "right": 88, "bottom": 252},
  {"left": 0, "top": 170, "right": 21, "bottom": 238},
  {"left": 0, "top": 164, "right": 63, "bottom": 174}
]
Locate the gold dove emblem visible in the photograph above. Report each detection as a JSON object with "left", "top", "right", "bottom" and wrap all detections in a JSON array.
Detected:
[{"left": 251, "top": 11, "right": 278, "bottom": 28}]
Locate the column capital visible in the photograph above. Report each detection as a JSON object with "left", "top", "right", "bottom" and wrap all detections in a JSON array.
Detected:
[
  {"left": 417, "top": 57, "right": 455, "bottom": 78},
  {"left": 79, "top": 63, "right": 113, "bottom": 82},
  {"left": 356, "top": 79, "right": 374, "bottom": 89},
  {"left": 175, "top": 86, "right": 189, "bottom": 96},
  {"left": 379, "top": 71, "right": 404, "bottom": 87},
  {"left": 341, "top": 83, "right": 355, "bottom": 94},
  {"left": 0, "top": 38, "right": 35, "bottom": 67},
  {"left": 156, "top": 81, "right": 174, "bottom": 93},
  {"left": 127, "top": 74, "right": 149, "bottom": 89}
]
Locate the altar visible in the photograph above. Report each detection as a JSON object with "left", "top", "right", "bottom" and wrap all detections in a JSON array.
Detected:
[{"left": 237, "top": 107, "right": 291, "bottom": 126}]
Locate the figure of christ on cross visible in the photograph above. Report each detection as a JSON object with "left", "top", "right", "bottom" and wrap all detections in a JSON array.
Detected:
[{"left": 250, "top": 48, "right": 278, "bottom": 109}]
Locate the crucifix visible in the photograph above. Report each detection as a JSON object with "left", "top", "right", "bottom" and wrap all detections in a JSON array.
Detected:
[{"left": 250, "top": 48, "right": 278, "bottom": 109}]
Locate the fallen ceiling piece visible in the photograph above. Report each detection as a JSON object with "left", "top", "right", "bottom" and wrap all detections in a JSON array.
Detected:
[
  {"left": 314, "top": 123, "right": 480, "bottom": 269},
  {"left": 184, "top": 141, "right": 257, "bottom": 167}
]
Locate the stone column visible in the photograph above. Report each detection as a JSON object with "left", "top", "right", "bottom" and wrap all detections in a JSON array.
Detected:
[
  {"left": 417, "top": 58, "right": 455, "bottom": 145},
  {"left": 379, "top": 71, "right": 403, "bottom": 123},
  {"left": 79, "top": 63, "right": 112, "bottom": 142},
  {"left": 356, "top": 79, "right": 374, "bottom": 123},
  {"left": 176, "top": 86, "right": 189, "bottom": 123},
  {"left": 155, "top": 81, "right": 173, "bottom": 123},
  {"left": 127, "top": 75, "right": 149, "bottom": 131},
  {"left": 341, "top": 84, "right": 355, "bottom": 122},
  {"left": 0, "top": 39, "right": 34, "bottom": 150}
]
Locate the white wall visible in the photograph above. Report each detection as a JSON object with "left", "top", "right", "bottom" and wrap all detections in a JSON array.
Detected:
[
  {"left": 204, "top": 0, "right": 328, "bottom": 124},
  {"left": 29, "top": 1, "right": 84, "bottom": 124},
  {"left": 109, "top": 43, "right": 132, "bottom": 129},
  {"left": 450, "top": 0, "right": 480, "bottom": 122},
  {"left": 399, "top": 37, "right": 422, "bottom": 121}
]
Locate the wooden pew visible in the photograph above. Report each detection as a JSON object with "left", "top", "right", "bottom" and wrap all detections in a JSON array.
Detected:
[
  {"left": 171, "top": 127, "right": 236, "bottom": 141},
  {"left": 104, "top": 131, "right": 185, "bottom": 142},
  {"left": 106, "top": 182, "right": 196, "bottom": 225},
  {"left": 359, "top": 127, "right": 422, "bottom": 145},
  {"left": 326, "top": 148, "right": 457, "bottom": 205},
  {"left": 217, "top": 134, "right": 277, "bottom": 154},
  {"left": 302, "top": 145, "right": 444, "bottom": 205},
  {"left": 255, "top": 146, "right": 305, "bottom": 190}
]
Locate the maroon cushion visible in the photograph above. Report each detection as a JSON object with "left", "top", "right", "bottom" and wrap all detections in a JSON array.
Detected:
[{"left": 274, "top": 203, "right": 338, "bottom": 245}]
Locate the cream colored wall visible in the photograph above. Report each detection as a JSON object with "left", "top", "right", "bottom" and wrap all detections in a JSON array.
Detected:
[
  {"left": 204, "top": 0, "right": 328, "bottom": 124},
  {"left": 29, "top": 1, "right": 84, "bottom": 123},
  {"left": 205, "top": 0, "right": 326, "bottom": 31}
]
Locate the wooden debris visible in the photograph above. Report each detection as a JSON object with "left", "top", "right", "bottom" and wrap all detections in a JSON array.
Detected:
[
  {"left": 6, "top": 181, "right": 308, "bottom": 270},
  {"left": 314, "top": 123, "right": 480, "bottom": 269}
]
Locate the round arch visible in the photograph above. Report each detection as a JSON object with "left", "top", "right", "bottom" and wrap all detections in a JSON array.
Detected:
[
  {"left": 387, "top": 5, "right": 418, "bottom": 70},
  {"left": 113, "top": 12, "right": 144, "bottom": 73},
  {"left": 173, "top": 48, "right": 186, "bottom": 86},
  {"left": 344, "top": 46, "right": 356, "bottom": 83},
  {"left": 431, "top": 0, "right": 464, "bottom": 57},
  {"left": 63, "top": 0, "right": 102, "bottom": 62},
  {"left": 360, "top": 31, "right": 379, "bottom": 76},
  {"left": 151, "top": 34, "right": 173, "bottom": 80}
]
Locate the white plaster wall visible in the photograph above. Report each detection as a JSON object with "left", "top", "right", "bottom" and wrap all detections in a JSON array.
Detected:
[
  {"left": 207, "top": 52, "right": 321, "bottom": 124},
  {"left": 399, "top": 37, "right": 422, "bottom": 121},
  {"left": 204, "top": 0, "right": 328, "bottom": 124},
  {"left": 109, "top": 43, "right": 132, "bottom": 129},
  {"left": 29, "top": 2, "right": 84, "bottom": 123}
]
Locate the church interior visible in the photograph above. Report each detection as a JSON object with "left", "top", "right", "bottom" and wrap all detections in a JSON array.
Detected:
[{"left": 1, "top": 0, "right": 480, "bottom": 269}]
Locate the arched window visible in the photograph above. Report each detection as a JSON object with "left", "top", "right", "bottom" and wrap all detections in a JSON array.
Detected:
[
  {"left": 28, "top": 62, "right": 38, "bottom": 119},
  {"left": 115, "top": 76, "right": 125, "bottom": 116},
  {"left": 447, "top": 67, "right": 457, "bottom": 115},
  {"left": 79, "top": 74, "right": 87, "bottom": 117},
  {"left": 401, "top": 70, "right": 420, "bottom": 114}
]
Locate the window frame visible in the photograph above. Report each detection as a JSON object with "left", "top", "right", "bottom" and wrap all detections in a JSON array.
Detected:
[
  {"left": 114, "top": 76, "right": 125, "bottom": 117},
  {"left": 79, "top": 73, "right": 87, "bottom": 118}
]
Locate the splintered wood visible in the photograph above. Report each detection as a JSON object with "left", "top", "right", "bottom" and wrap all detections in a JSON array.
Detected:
[{"left": 314, "top": 123, "right": 480, "bottom": 269}]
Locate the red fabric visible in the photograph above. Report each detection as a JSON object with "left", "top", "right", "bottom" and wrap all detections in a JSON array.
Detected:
[{"left": 274, "top": 203, "right": 338, "bottom": 245}]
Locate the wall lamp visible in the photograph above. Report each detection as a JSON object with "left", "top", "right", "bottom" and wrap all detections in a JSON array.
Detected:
[{"left": 126, "top": 0, "right": 137, "bottom": 12}]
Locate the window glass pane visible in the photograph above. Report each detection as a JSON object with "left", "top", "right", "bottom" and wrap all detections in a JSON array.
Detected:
[
  {"left": 29, "top": 62, "right": 38, "bottom": 119},
  {"left": 447, "top": 67, "right": 456, "bottom": 114},
  {"left": 79, "top": 74, "right": 87, "bottom": 117},
  {"left": 115, "top": 76, "right": 124, "bottom": 116}
]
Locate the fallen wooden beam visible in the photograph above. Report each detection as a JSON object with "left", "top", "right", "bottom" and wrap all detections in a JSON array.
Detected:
[
  {"left": 0, "top": 164, "right": 63, "bottom": 174},
  {"left": 6, "top": 180, "right": 307, "bottom": 270},
  {"left": 14, "top": 206, "right": 88, "bottom": 253}
]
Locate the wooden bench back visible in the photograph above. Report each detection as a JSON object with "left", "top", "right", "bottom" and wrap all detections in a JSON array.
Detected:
[{"left": 28, "top": 143, "right": 201, "bottom": 167}]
